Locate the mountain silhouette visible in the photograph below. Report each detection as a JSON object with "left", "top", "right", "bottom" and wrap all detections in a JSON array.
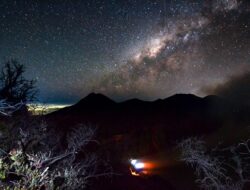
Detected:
[
  {"left": 76, "top": 93, "right": 116, "bottom": 108},
  {"left": 46, "top": 93, "right": 250, "bottom": 156}
]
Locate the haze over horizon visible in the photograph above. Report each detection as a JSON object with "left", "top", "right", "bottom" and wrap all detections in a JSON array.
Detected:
[{"left": 0, "top": 0, "right": 249, "bottom": 104}]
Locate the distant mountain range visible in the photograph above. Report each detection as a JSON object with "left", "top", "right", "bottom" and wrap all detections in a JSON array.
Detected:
[{"left": 45, "top": 93, "right": 250, "bottom": 155}]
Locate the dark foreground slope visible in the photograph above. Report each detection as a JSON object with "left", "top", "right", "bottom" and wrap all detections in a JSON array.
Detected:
[{"left": 45, "top": 93, "right": 250, "bottom": 190}]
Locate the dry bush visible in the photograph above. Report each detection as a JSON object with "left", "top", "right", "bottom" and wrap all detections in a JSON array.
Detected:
[
  {"left": 0, "top": 124, "right": 111, "bottom": 190},
  {"left": 178, "top": 137, "right": 250, "bottom": 190}
]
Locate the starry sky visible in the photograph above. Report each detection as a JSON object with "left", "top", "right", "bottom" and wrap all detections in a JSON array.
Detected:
[{"left": 0, "top": 0, "right": 249, "bottom": 103}]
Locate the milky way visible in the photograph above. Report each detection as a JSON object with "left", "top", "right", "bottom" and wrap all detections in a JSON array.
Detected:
[
  {"left": 0, "top": 0, "right": 249, "bottom": 103},
  {"left": 93, "top": 0, "right": 250, "bottom": 100}
]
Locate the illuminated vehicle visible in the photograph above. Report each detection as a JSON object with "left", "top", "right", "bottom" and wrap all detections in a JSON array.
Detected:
[{"left": 129, "top": 159, "right": 150, "bottom": 176}]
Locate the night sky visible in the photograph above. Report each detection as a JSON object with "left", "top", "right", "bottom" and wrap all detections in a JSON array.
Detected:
[{"left": 0, "top": 0, "right": 249, "bottom": 103}]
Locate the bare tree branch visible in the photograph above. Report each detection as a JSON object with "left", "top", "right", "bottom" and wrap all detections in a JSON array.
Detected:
[{"left": 178, "top": 137, "right": 250, "bottom": 190}]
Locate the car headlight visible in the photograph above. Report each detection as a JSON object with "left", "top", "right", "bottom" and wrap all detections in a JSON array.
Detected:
[
  {"left": 134, "top": 162, "right": 144, "bottom": 169},
  {"left": 130, "top": 159, "right": 145, "bottom": 169}
]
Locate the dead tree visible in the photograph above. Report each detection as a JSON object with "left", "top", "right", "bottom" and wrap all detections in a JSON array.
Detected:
[
  {"left": 0, "top": 99, "right": 23, "bottom": 116},
  {"left": 178, "top": 137, "right": 250, "bottom": 190},
  {"left": 0, "top": 60, "right": 36, "bottom": 104}
]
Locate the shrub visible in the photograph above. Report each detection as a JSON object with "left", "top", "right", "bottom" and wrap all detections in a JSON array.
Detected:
[
  {"left": 178, "top": 137, "right": 250, "bottom": 190},
  {"left": 0, "top": 125, "right": 107, "bottom": 190}
]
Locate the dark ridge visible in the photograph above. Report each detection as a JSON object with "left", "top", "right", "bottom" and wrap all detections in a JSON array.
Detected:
[
  {"left": 76, "top": 92, "right": 116, "bottom": 106},
  {"left": 52, "top": 93, "right": 116, "bottom": 114}
]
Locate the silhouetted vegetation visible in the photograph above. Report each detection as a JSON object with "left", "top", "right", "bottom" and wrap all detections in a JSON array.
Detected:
[
  {"left": 178, "top": 137, "right": 250, "bottom": 190},
  {"left": 0, "top": 60, "right": 36, "bottom": 104}
]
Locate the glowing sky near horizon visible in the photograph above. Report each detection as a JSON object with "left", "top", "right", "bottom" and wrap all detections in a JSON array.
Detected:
[{"left": 0, "top": 0, "right": 249, "bottom": 103}]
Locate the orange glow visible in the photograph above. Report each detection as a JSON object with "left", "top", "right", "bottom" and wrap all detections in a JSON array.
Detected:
[
  {"left": 143, "top": 162, "right": 155, "bottom": 169},
  {"left": 130, "top": 168, "right": 140, "bottom": 176},
  {"left": 129, "top": 156, "right": 171, "bottom": 177},
  {"left": 129, "top": 160, "right": 156, "bottom": 176}
]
